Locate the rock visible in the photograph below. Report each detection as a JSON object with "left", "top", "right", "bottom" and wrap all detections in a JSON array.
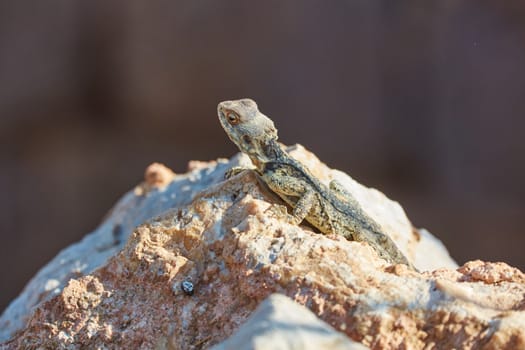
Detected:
[
  {"left": 135, "top": 162, "right": 176, "bottom": 195},
  {"left": 4, "top": 146, "right": 519, "bottom": 349},
  {"left": 211, "top": 293, "right": 368, "bottom": 350},
  {"left": 0, "top": 159, "right": 230, "bottom": 342}
]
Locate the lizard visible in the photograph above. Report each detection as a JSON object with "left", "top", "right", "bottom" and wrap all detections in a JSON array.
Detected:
[{"left": 217, "top": 98, "right": 415, "bottom": 270}]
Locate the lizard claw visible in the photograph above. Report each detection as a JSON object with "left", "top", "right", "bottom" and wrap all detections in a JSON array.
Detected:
[{"left": 286, "top": 213, "right": 302, "bottom": 226}]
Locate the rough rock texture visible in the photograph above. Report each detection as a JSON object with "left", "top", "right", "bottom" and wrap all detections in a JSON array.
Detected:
[
  {"left": 2, "top": 146, "right": 523, "bottom": 349},
  {"left": 0, "top": 159, "right": 223, "bottom": 342}
]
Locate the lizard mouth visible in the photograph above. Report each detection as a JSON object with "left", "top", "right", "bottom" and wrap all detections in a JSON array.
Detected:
[
  {"left": 217, "top": 109, "right": 227, "bottom": 126},
  {"left": 217, "top": 109, "right": 239, "bottom": 146},
  {"left": 218, "top": 111, "right": 231, "bottom": 132}
]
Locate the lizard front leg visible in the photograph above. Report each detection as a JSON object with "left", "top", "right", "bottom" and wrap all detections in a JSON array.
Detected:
[
  {"left": 263, "top": 173, "right": 316, "bottom": 226},
  {"left": 289, "top": 187, "right": 316, "bottom": 225}
]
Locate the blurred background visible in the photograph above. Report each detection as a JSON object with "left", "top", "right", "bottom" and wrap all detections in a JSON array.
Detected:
[{"left": 1, "top": 1, "right": 525, "bottom": 312}]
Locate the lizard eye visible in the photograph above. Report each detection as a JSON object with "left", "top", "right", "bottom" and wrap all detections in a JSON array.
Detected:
[
  {"left": 227, "top": 112, "right": 240, "bottom": 125},
  {"left": 242, "top": 135, "right": 251, "bottom": 144}
]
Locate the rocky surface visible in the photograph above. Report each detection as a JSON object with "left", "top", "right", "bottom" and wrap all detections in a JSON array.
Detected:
[
  {"left": 211, "top": 293, "right": 367, "bottom": 350},
  {"left": 2, "top": 146, "right": 523, "bottom": 349},
  {"left": 0, "top": 159, "right": 223, "bottom": 342}
]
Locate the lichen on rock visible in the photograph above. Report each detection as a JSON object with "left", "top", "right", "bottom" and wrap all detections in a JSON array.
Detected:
[{"left": 1, "top": 146, "right": 524, "bottom": 349}]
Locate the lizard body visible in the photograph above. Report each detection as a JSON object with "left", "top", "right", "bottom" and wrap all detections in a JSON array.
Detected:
[{"left": 218, "top": 98, "right": 414, "bottom": 269}]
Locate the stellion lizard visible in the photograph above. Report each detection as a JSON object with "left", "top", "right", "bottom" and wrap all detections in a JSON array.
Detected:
[{"left": 217, "top": 98, "right": 415, "bottom": 270}]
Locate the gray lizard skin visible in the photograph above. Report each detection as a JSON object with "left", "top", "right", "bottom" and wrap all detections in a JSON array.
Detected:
[{"left": 218, "top": 98, "right": 415, "bottom": 270}]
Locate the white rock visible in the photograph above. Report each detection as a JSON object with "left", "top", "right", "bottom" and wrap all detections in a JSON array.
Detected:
[{"left": 212, "top": 293, "right": 368, "bottom": 350}]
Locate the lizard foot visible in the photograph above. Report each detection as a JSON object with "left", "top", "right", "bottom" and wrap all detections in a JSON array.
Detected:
[
  {"left": 285, "top": 213, "right": 303, "bottom": 226},
  {"left": 224, "top": 167, "right": 248, "bottom": 179}
]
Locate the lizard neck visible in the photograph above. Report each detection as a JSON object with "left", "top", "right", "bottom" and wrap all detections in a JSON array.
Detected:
[{"left": 249, "top": 138, "right": 287, "bottom": 171}]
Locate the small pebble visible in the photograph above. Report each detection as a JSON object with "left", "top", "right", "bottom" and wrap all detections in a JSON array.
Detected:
[{"left": 181, "top": 280, "right": 194, "bottom": 296}]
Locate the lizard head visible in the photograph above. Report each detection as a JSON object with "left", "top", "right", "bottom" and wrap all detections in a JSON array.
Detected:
[{"left": 218, "top": 98, "right": 278, "bottom": 164}]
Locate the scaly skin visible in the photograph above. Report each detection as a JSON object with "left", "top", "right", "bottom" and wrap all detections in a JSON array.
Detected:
[{"left": 218, "top": 98, "right": 415, "bottom": 270}]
